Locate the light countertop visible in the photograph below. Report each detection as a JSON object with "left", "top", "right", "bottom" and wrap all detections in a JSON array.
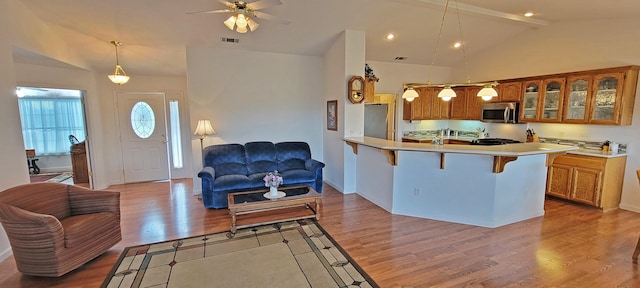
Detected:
[
  {"left": 345, "top": 136, "right": 578, "bottom": 157},
  {"left": 567, "top": 148, "right": 627, "bottom": 158}
]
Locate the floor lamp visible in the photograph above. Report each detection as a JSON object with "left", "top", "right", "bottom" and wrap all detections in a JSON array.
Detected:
[{"left": 194, "top": 120, "right": 216, "bottom": 162}]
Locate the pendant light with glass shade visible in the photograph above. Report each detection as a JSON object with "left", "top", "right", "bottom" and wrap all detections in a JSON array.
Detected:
[
  {"left": 108, "top": 41, "right": 130, "bottom": 85},
  {"left": 402, "top": 0, "right": 498, "bottom": 102}
]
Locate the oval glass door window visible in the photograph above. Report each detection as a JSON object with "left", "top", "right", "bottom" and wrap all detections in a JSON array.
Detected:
[{"left": 130, "top": 101, "right": 155, "bottom": 138}]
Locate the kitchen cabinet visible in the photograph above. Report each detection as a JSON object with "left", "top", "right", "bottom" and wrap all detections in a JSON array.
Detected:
[
  {"left": 563, "top": 75, "right": 592, "bottom": 123},
  {"left": 539, "top": 78, "right": 565, "bottom": 122},
  {"left": 465, "top": 86, "right": 484, "bottom": 120},
  {"left": 520, "top": 80, "right": 542, "bottom": 122},
  {"left": 449, "top": 87, "right": 467, "bottom": 119},
  {"left": 487, "top": 81, "right": 522, "bottom": 103},
  {"left": 519, "top": 78, "right": 565, "bottom": 123},
  {"left": 546, "top": 154, "right": 626, "bottom": 211},
  {"left": 364, "top": 77, "right": 378, "bottom": 103},
  {"left": 403, "top": 87, "right": 449, "bottom": 120}
]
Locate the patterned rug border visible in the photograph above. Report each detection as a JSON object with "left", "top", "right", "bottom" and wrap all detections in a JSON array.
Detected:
[{"left": 101, "top": 219, "right": 379, "bottom": 288}]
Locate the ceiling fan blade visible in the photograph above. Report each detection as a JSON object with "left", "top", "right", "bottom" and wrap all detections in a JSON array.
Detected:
[
  {"left": 217, "top": 0, "right": 235, "bottom": 8},
  {"left": 254, "top": 11, "right": 290, "bottom": 25},
  {"left": 248, "top": 0, "right": 282, "bottom": 10},
  {"left": 186, "top": 9, "right": 233, "bottom": 15}
]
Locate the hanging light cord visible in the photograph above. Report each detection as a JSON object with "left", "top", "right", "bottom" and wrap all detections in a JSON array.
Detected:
[
  {"left": 454, "top": 0, "right": 471, "bottom": 84},
  {"left": 426, "top": 0, "right": 451, "bottom": 85}
]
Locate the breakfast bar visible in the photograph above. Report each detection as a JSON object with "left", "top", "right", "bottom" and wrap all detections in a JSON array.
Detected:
[{"left": 344, "top": 136, "right": 578, "bottom": 228}]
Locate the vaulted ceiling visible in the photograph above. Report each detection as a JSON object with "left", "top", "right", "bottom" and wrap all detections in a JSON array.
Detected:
[{"left": 13, "top": 0, "right": 640, "bottom": 76}]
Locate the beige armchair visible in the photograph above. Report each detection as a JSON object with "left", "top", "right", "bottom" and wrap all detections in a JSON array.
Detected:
[{"left": 0, "top": 182, "right": 121, "bottom": 277}]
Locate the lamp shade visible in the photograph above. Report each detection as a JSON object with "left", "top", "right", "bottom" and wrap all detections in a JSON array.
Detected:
[
  {"left": 438, "top": 87, "right": 456, "bottom": 101},
  {"left": 402, "top": 88, "right": 419, "bottom": 102},
  {"left": 477, "top": 85, "right": 498, "bottom": 101},
  {"left": 194, "top": 120, "right": 216, "bottom": 137}
]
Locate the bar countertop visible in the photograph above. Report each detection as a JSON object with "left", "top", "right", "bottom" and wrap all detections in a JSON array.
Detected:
[{"left": 344, "top": 136, "right": 578, "bottom": 156}]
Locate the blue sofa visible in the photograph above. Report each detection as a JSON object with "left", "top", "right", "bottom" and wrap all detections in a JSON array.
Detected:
[{"left": 197, "top": 141, "right": 325, "bottom": 208}]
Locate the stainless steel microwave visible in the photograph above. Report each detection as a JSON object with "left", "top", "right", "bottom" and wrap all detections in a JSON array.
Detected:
[{"left": 481, "top": 102, "right": 519, "bottom": 123}]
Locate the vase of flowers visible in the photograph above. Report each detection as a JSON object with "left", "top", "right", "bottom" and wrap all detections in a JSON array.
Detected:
[{"left": 263, "top": 171, "right": 283, "bottom": 197}]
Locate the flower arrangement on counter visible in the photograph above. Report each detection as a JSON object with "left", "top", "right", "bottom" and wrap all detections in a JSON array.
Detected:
[{"left": 263, "top": 171, "right": 283, "bottom": 188}]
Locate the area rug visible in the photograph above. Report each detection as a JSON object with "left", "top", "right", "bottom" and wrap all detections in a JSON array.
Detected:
[
  {"left": 29, "top": 172, "right": 73, "bottom": 183},
  {"left": 101, "top": 219, "right": 378, "bottom": 288}
]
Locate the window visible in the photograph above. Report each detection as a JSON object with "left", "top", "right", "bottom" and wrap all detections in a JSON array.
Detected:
[
  {"left": 169, "top": 100, "right": 183, "bottom": 168},
  {"left": 17, "top": 87, "right": 85, "bottom": 156},
  {"left": 130, "top": 101, "right": 155, "bottom": 139}
]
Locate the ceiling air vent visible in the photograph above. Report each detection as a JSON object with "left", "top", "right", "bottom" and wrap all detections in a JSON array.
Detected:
[
  {"left": 394, "top": 56, "right": 407, "bottom": 60},
  {"left": 221, "top": 37, "right": 240, "bottom": 43}
]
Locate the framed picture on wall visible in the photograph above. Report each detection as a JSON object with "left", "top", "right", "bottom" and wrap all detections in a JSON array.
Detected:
[{"left": 327, "top": 100, "right": 337, "bottom": 131}]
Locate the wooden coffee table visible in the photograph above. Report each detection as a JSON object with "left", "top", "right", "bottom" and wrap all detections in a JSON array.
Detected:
[{"left": 226, "top": 185, "right": 321, "bottom": 238}]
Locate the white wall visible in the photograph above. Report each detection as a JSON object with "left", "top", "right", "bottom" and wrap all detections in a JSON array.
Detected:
[
  {"left": 451, "top": 18, "right": 640, "bottom": 212},
  {"left": 323, "top": 32, "right": 348, "bottom": 192},
  {"left": 186, "top": 47, "right": 323, "bottom": 193}
]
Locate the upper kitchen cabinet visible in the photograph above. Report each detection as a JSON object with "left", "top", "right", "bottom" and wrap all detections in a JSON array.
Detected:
[
  {"left": 563, "top": 67, "right": 639, "bottom": 125},
  {"left": 449, "top": 87, "right": 468, "bottom": 119},
  {"left": 539, "top": 78, "right": 566, "bottom": 123},
  {"left": 466, "top": 86, "right": 484, "bottom": 120},
  {"left": 487, "top": 81, "right": 522, "bottom": 103},
  {"left": 563, "top": 75, "right": 592, "bottom": 123},
  {"left": 520, "top": 80, "right": 542, "bottom": 122}
]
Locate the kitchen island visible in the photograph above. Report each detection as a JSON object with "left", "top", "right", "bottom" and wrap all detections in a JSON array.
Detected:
[{"left": 343, "top": 136, "right": 578, "bottom": 228}]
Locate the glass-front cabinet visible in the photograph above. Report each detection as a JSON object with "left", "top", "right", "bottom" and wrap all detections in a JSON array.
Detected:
[
  {"left": 520, "top": 80, "right": 542, "bottom": 121},
  {"left": 540, "top": 78, "right": 565, "bottom": 122},
  {"left": 564, "top": 76, "right": 592, "bottom": 123},
  {"left": 591, "top": 73, "right": 623, "bottom": 124}
]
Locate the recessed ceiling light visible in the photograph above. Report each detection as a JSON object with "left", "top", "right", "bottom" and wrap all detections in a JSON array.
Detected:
[
  {"left": 524, "top": 12, "right": 534, "bottom": 17},
  {"left": 385, "top": 33, "right": 395, "bottom": 40},
  {"left": 452, "top": 41, "right": 462, "bottom": 49}
]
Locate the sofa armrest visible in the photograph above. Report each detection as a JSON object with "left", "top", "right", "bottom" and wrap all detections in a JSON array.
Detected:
[
  {"left": 198, "top": 166, "right": 216, "bottom": 180},
  {"left": 0, "top": 203, "right": 65, "bottom": 250},
  {"left": 305, "top": 159, "right": 325, "bottom": 172},
  {"left": 68, "top": 186, "right": 121, "bottom": 218},
  {"left": 198, "top": 166, "right": 216, "bottom": 190}
]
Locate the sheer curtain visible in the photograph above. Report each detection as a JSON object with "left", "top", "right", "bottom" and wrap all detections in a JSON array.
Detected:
[{"left": 18, "top": 90, "right": 86, "bottom": 156}]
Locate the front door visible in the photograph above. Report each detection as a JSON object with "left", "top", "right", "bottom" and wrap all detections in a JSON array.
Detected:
[{"left": 117, "top": 92, "right": 169, "bottom": 183}]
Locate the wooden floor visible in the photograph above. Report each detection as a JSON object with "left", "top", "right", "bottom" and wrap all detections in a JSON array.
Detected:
[{"left": 1, "top": 179, "right": 640, "bottom": 287}]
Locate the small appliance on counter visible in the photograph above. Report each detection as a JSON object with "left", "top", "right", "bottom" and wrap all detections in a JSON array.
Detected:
[{"left": 470, "top": 138, "right": 522, "bottom": 146}]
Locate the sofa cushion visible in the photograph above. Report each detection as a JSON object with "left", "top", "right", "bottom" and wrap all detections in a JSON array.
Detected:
[
  {"left": 59, "top": 212, "right": 117, "bottom": 248},
  {"left": 213, "top": 174, "right": 252, "bottom": 192},
  {"left": 279, "top": 169, "right": 316, "bottom": 185},
  {"left": 205, "top": 144, "right": 248, "bottom": 177},
  {"left": 248, "top": 172, "right": 269, "bottom": 188},
  {"left": 276, "top": 142, "right": 311, "bottom": 171},
  {"left": 245, "top": 142, "right": 278, "bottom": 174}
]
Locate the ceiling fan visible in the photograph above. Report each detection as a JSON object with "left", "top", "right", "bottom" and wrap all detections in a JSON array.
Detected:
[{"left": 188, "top": 0, "right": 290, "bottom": 33}]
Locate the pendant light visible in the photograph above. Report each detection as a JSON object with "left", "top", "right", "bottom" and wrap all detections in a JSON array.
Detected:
[
  {"left": 108, "top": 41, "right": 130, "bottom": 85},
  {"left": 408, "top": 0, "right": 498, "bottom": 101},
  {"left": 402, "top": 87, "right": 419, "bottom": 102},
  {"left": 477, "top": 83, "right": 499, "bottom": 101}
]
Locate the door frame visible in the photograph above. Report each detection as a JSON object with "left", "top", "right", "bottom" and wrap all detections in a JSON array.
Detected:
[{"left": 114, "top": 91, "right": 189, "bottom": 183}]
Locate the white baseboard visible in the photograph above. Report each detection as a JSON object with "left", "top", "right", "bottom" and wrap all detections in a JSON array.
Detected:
[
  {"left": 322, "top": 180, "right": 344, "bottom": 193},
  {"left": 619, "top": 204, "right": 640, "bottom": 213}
]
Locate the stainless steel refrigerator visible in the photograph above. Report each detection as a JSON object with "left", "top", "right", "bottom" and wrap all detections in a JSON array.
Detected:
[{"left": 364, "top": 103, "right": 388, "bottom": 139}]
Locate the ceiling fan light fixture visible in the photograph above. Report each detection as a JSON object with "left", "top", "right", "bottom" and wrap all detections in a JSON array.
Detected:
[
  {"left": 224, "top": 15, "right": 237, "bottom": 30},
  {"left": 438, "top": 86, "right": 456, "bottom": 101},
  {"left": 247, "top": 17, "right": 259, "bottom": 31},
  {"left": 108, "top": 41, "right": 130, "bottom": 85},
  {"left": 236, "top": 13, "right": 248, "bottom": 28}
]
